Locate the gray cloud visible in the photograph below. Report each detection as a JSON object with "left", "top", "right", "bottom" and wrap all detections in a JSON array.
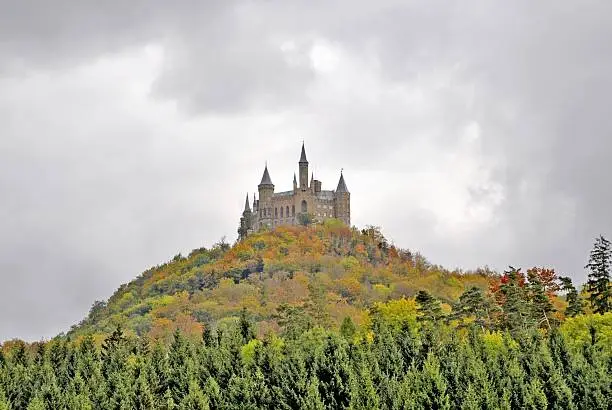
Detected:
[{"left": 1, "top": 0, "right": 612, "bottom": 341}]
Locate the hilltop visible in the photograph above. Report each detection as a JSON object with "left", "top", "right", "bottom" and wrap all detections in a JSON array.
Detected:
[{"left": 69, "top": 220, "right": 492, "bottom": 342}]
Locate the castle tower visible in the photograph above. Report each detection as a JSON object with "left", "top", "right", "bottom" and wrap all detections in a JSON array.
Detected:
[
  {"left": 299, "top": 143, "right": 308, "bottom": 190},
  {"left": 238, "top": 193, "right": 253, "bottom": 240},
  {"left": 258, "top": 164, "right": 274, "bottom": 226},
  {"left": 334, "top": 170, "right": 350, "bottom": 226}
]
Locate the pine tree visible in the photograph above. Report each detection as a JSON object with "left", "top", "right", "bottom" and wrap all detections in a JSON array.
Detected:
[
  {"left": 451, "top": 287, "right": 493, "bottom": 330},
  {"left": 526, "top": 268, "right": 556, "bottom": 329},
  {"left": 179, "top": 380, "right": 209, "bottom": 410},
  {"left": 0, "top": 389, "right": 10, "bottom": 410},
  {"left": 239, "top": 307, "right": 256, "bottom": 344},
  {"left": 585, "top": 235, "right": 611, "bottom": 313},
  {"left": 495, "top": 267, "right": 532, "bottom": 332},
  {"left": 460, "top": 384, "right": 480, "bottom": 410},
  {"left": 315, "top": 335, "right": 351, "bottom": 409},
  {"left": 415, "top": 290, "right": 444, "bottom": 322},
  {"left": 415, "top": 353, "right": 451, "bottom": 410},
  {"left": 559, "top": 277, "right": 584, "bottom": 317},
  {"left": 339, "top": 316, "right": 356, "bottom": 340},
  {"left": 26, "top": 396, "right": 45, "bottom": 410},
  {"left": 301, "top": 377, "right": 325, "bottom": 410}
]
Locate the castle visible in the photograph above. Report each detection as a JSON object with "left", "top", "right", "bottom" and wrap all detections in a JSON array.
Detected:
[{"left": 238, "top": 143, "right": 350, "bottom": 239}]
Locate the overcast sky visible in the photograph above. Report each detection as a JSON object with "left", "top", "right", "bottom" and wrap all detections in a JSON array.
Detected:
[{"left": 1, "top": 0, "right": 611, "bottom": 341}]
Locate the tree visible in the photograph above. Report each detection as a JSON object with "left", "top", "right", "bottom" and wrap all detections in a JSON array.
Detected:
[
  {"left": 559, "top": 277, "right": 584, "bottom": 317},
  {"left": 239, "top": 307, "right": 256, "bottom": 344},
  {"left": 415, "top": 290, "right": 443, "bottom": 322},
  {"left": 179, "top": 380, "right": 209, "bottom": 410},
  {"left": 451, "top": 287, "right": 493, "bottom": 331},
  {"left": 491, "top": 267, "right": 532, "bottom": 332},
  {"left": 298, "top": 212, "right": 315, "bottom": 226},
  {"left": 0, "top": 389, "right": 10, "bottom": 410},
  {"left": 526, "top": 268, "right": 557, "bottom": 329},
  {"left": 339, "top": 317, "right": 356, "bottom": 340},
  {"left": 585, "top": 235, "right": 611, "bottom": 314}
]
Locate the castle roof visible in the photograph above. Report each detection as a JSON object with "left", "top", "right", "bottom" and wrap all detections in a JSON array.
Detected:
[
  {"left": 299, "top": 142, "right": 308, "bottom": 163},
  {"left": 259, "top": 165, "right": 273, "bottom": 186},
  {"left": 336, "top": 171, "right": 349, "bottom": 193},
  {"left": 244, "top": 194, "right": 251, "bottom": 212}
]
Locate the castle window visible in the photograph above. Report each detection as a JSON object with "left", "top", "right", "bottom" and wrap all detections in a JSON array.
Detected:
[
  {"left": 280, "top": 207, "right": 284, "bottom": 217},
  {"left": 301, "top": 200, "right": 307, "bottom": 213},
  {"left": 275, "top": 208, "right": 278, "bottom": 218},
  {"left": 292, "top": 205, "right": 295, "bottom": 216},
  {"left": 286, "top": 206, "right": 289, "bottom": 217}
]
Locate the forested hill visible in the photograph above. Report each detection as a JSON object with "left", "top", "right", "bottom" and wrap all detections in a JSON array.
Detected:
[
  {"left": 69, "top": 220, "right": 492, "bottom": 342},
  {"left": 2, "top": 221, "right": 612, "bottom": 409}
]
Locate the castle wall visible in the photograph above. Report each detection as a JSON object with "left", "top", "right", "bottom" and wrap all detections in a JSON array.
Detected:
[{"left": 252, "top": 188, "right": 346, "bottom": 230}]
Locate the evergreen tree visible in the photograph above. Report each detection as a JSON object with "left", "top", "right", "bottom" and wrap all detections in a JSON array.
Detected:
[
  {"left": 168, "top": 330, "right": 194, "bottom": 404},
  {"left": 495, "top": 267, "right": 532, "bottom": 332},
  {"left": 451, "top": 286, "right": 493, "bottom": 330},
  {"left": 0, "top": 389, "right": 9, "bottom": 410},
  {"left": 26, "top": 396, "right": 45, "bottom": 410},
  {"left": 315, "top": 335, "right": 351, "bottom": 409},
  {"left": 415, "top": 290, "right": 444, "bottom": 322},
  {"left": 526, "top": 268, "right": 556, "bottom": 329},
  {"left": 301, "top": 377, "right": 325, "bottom": 410},
  {"left": 585, "top": 235, "right": 612, "bottom": 314},
  {"left": 239, "top": 307, "right": 256, "bottom": 344},
  {"left": 339, "top": 316, "right": 356, "bottom": 340},
  {"left": 559, "top": 277, "right": 584, "bottom": 317},
  {"left": 179, "top": 380, "right": 209, "bottom": 410},
  {"left": 415, "top": 353, "right": 451, "bottom": 410}
]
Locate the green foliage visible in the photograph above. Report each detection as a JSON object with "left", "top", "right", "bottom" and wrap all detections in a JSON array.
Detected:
[
  {"left": 451, "top": 286, "right": 494, "bottom": 330},
  {"left": 1, "top": 314, "right": 611, "bottom": 410},
  {"left": 415, "top": 290, "right": 444, "bottom": 322},
  {"left": 560, "top": 277, "right": 584, "bottom": 317},
  {"left": 10, "top": 224, "right": 607, "bottom": 408},
  {"left": 585, "top": 235, "right": 612, "bottom": 314}
]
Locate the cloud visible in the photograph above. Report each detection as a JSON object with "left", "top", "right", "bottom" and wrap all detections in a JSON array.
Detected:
[{"left": 1, "top": 0, "right": 612, "bottom": 340}]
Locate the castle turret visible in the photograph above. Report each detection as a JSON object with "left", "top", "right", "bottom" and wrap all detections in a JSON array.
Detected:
[
  {"left": 293, "top": 172, "right": 298, "bottom": 192},
  {"left": 238, "top": 193, "right": 253, "bottom": 240},
  {"left": 299, "top": 143, "right": 308, "bottom": 190},
  {"left": 334, "top": 170, "right": 350, "bottom": 226},
  {"left": 310, "top": 172, "right": 314, "bottom": 192},
  {"left": 258, "top": 164, "right": 274, "bottom": 225},
  {"left": 244, "top": 193, "right": 251, "bottom": 212}
]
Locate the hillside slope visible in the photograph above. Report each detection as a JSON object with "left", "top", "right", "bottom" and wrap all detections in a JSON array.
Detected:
[{"left": 70, "top": 221, "right": 492, "bottom": 342}]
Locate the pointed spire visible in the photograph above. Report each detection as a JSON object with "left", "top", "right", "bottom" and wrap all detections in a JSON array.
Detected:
[
  {"left": 244, "top": 193, "right": 251, "bottom": 212},
  {"left": 252, "top": 192, "right": 257, "bottom": 208},
  {"left": 310, "top": 171, "right": 314, "bottom": 185},
  {"left": 299, "top": 142, "right": 308, "bottom": 163},
  {"left": 293, "top": 172, "right": 297, "bottom": 184},
  {"left": 336, "top": 169, "right": 349, "bottom": 193},
  {"left": 259, "top": 164, "right": 273, "bottom": 185}
]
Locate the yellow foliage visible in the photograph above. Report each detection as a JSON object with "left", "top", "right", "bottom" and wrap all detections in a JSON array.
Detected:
[
  {"left": 559, "top": 313, "right": 612, "bottom": 355},
  {"left": 371, "top": 297, "right": 418, "bottom": 330},
  {"left": 241, "top": 339, "right": 262, "bottom": 366}
]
